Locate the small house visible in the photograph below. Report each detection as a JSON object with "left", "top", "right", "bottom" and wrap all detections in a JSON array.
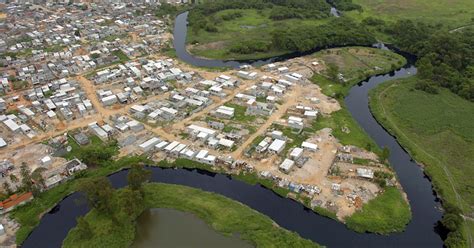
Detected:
[
  {"left": 268, "top": 139, "right": 286, "bottom": 154},
  {"left": 279, "top": 159, "right": 295, "bottom": 174}
]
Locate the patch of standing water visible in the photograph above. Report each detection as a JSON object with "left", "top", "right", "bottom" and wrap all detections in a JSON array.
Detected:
[{"left": 132, "top": 208, "right": 253, "bottom": 248}]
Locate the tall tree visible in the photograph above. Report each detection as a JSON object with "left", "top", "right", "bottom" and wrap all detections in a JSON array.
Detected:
[
  {"left": 20, "top": 163, "right": 33, "bottom": 192},
  {"left": 77, "top": 177, "right": 115, "bottom": 215},
  {"left": 9, "top": 174, "right": 18, "bottom": 184},
  {"left": 32, "top": 167, "right": 47, "bottom": 189},
  {"left": 114, "top": 188, "right": 146, "bottom": 223},
  {"left": 127, "top": 163, "right": 151, "bottom": 193},
  {"left": 416, "top": 56, "right": 434, "bottom": 80}
]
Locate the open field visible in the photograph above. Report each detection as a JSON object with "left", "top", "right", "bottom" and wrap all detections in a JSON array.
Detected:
[
  {"left": 63, "top": 183, "right": 320, "bottom": 248},
  {"left": 312, "top": 47, "right": 406, "bottom": 97},
  {"left": 187, "top": 9, "right": 330, "bottom": 60},
  {"left": 369, "top": 77, "right": 474, "bottom": 244},
  {"left": 348, "top": 0, "right": 474, "bottom": 27},
  {"left": 345, "top": 187, "right": 411, "bottom": 234}
]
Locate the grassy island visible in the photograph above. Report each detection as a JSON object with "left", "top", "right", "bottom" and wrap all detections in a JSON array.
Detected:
[{"left": 63, "top": 183, "right": 320, "bottom": 248}]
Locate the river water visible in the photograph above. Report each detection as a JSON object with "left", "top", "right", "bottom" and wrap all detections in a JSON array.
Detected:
[{"left": 21, "top": 11, "right": 444, "bottom": 248}]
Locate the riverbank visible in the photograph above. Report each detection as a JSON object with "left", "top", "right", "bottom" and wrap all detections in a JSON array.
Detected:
[
  {"left": 63, "top": 183, "right": 320, "bottom": 248},
  {"left": 10, "top": 156, "right": 151, "bottom": 245},
  {"left": 345, "top": 187, "right": 411, "bottom": 234},
  {"left": 369, "top": 77, "right": 474, "bottom": 246}
]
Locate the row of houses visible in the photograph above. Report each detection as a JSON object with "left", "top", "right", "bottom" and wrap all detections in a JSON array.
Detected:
[{"left": 137, "top": 136, "right": 218, "bottom": 166}]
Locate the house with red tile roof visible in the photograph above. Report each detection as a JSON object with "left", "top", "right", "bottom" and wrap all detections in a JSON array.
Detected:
[{"left": 0, "top": 192, "right": 33, "bottom": 214}]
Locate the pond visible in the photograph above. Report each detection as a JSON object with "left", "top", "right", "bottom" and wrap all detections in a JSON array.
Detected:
[{"left": 132, "top": 208, "right": 253, "bottom": 248}]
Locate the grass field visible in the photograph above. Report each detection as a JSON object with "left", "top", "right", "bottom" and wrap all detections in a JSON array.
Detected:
[
  {"left": 63, "top": 183, "right": 320, "bottom": 248},
  {"left": 348, "top": 0, "right": 474, "bottom": 28},
  {"left": 187, "top": 9, "right": 330, "bottom": 60},
  {"left": 369, "top": 77, "right": 474, "bottom": 244},
  {"left": 345, "top": 187, "right": 411, "bottom": 234},
  {"left": 312, "top": 47, "right": 406, "bottom": 96}
]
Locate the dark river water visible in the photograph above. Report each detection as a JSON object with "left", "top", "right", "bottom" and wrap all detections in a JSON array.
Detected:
[{"left": 21, "top": 11, "right": 444, "bottom": 248}]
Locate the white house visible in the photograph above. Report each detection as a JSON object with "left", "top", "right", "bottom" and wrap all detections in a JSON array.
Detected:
[
  {"left": 268, "top": 139, "right": 286, "bottom": 154},
  {"left": 213, "top": 105, "right": 234, "bottom": 119},
  {"left": 279, "top": 159, "right": 295, "bottom": 173},
  {"left": 302, "top": 141, "right": 318, "bottom": 152},
  {"left": 139, "top": 137, "right": 161, "bottom": 152}
]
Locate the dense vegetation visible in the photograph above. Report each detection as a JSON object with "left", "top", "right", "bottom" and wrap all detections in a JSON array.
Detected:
[
  {"left": 386, "top": 22, "right": 474, "bottom": 101},
  {"left": 272, "top": 17, "right": 375, "bottom": 53},
  {"left": 370, "top": 78, "right": 474, "bottom": 247},
  {"left": 188, "top": 0, "right": 332, "bottom": 25},
  {"left": 345, "top": 187, "right": 411, "bottom": 234},
  {"left": 186, "top": 0, "right": 370, "bottom": 59}
]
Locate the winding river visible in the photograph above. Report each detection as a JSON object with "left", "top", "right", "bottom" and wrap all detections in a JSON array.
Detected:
[{"left": 22, "top": 12, "right": 445, "bottom": 248}]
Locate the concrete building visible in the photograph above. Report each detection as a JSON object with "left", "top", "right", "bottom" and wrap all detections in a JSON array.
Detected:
[
  {"left": 279, "top": 159, "right": 295, "bottom": 173},
  {"left": 268, "top": 139, "right": 286, "bottom": 154}
]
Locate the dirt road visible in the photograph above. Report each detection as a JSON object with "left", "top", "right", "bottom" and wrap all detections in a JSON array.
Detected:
[{"left": 231, "top": 85, "right": 303, "bottom": 158}]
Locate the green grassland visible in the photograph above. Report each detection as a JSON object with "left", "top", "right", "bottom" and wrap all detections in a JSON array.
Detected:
[
  {"left": 63, "top": 183, "right": 320, "bottom": 248},
  {"left": 370, "top": 77, "right": 474, "bottom": 212},
  {"left": 369, "top": 77, "right": 474, "bottom": 244},
  {"left": 187, "top": 9, "right": 330, "bottom": 60},
  {"left": 312, "top": 47, "right": 406, "bottom": 96},
  {"left": 345, "top": 187, "right": 411, "bottom": 234},
  {"left": 348, "top": 0, "right": 474, "bottom": 28}
]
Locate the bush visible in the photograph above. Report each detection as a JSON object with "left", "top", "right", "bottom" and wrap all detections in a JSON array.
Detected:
[
  {"left": 362, "top": 17, "right": 385, "bottom": 26},
  {"left": 414, "top": 80, "right": 439, "bottom": 94},
  {"left": 269, "top": 6, "right": 302, "bottom": 20},
  {"left": 229, "top": 40, "right": 272, "bottom": 54}
]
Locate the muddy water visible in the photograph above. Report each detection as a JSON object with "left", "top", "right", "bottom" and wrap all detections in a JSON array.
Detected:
[{"left": 131, "top": 208, "right": 252, "bottom": 248}]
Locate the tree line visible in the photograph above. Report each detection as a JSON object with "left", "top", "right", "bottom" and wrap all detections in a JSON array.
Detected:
[
  {"left": 385, "top": 20, "right": 474, "bottom": 101},
  {"left": 271, "top": 17, "right": 376, "bottom": 52}
]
